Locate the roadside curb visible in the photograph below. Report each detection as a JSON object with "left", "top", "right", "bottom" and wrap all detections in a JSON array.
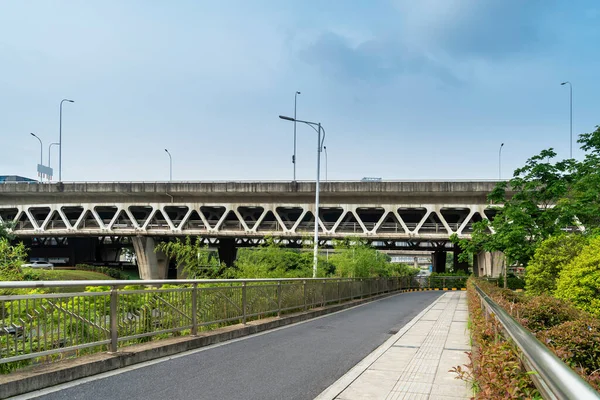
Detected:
[{"left": 1, "top": 289, "right": 415, "bottom": 399}]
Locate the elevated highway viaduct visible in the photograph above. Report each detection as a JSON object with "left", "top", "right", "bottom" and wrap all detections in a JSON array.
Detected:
[{"left": 0, "top": 180, "right": 502, "bottom": 278}]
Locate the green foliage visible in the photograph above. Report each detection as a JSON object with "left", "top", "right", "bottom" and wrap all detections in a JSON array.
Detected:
[
  {"left": 474, "top": 278, "right": 600, "bottom": 390},
  {"left": 330, "top": 239, "right": 417, "bottom": 278},
  {"left": 555, "top": 236, "right": 600, "bottom": 317},
  {"left": 539, "top": 318, "right": 600, "bottom": 390},
  {"left": 0, "top": 238, "right": 26, "bottom": 282},
  {"left": 463, "top": 280, "right": 539, "bottom": 398},
  {"left": 515, "top": 294, "right": 581, "bottom": 332},
  {"left": 562, "top": 125, "right": 600, "bottom": 231},
  {"left": 426, "top": 272, "right": 468, "bottom": 289},
  {"left": 74, "top": 264, "right": 128, "bottom": 280},
  {"left": 0, "top": 221, "right": 16, "bottom": 241},
  {"left": 506, "top": 275, "right": 526, "bottom": 290},
  {"left": 155, "top": 237, "right": 224, "bottom": 279},
  {"left": 525, "top": 234, "right": 587, "bottom": 295},
  {"left": 230, "top": 238, "right": 322, "bottom": 278},
  {"left": 452, "top": 148, "right": 578, "bottom": 268}
]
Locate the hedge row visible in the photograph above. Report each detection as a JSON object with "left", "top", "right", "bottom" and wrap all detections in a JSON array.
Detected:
[
  {"left": 464, "top": 280, "right": 540, "bottom": 398},
  {"left": 74, "top": 264, "right": 130, "bottom": 280},
  {"left": 467, "top": 279, "right": 600, "bottom": 397}
]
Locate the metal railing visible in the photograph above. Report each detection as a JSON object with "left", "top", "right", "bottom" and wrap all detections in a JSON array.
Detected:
[
  {"left": 0, "top": 277, "right": 413, "bottom": 367},
  {"left": 474, "top": 283, "right": 600, "bottom": 400}
]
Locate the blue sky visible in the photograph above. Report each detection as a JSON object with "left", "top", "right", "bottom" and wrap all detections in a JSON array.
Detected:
[{"left": 1, "top": 0, "right": 599, "bottom": 182}]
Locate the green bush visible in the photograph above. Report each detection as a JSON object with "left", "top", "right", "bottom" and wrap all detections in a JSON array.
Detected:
[
  {"left": 514, "top": 294, "right": 581, "bottom": 332},
  {"left": 554, "top": 236, "right": 600, "bottom": 317},
  {"left": 525, "top": 234, "right": 587, "bottom": 295},
  {"left": 506, "top": 275, "right": 526, "bottom": 290},
  {"left": 75, "top": 264, "right": 129, "bottom": 280},
  {"left": 462, "top": 280, "right": 539, "bottom": 398},
  {"left": 474, "top": 277, "right": 600, "bottom": 391},
  {"left": 427, "top": 273, "right": 468, "bottom": 289},
  {"left": 539, "top": 318, "right": 600, "bottom": 390}
]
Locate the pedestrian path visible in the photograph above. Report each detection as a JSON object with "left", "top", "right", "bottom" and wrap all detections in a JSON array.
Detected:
[{"left": 316, "top": 292, "right": 471, "bottom": 400}]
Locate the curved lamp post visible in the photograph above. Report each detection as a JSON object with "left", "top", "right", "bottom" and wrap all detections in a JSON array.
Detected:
[
  {"left": 48, "top": 142, "right": 59, "bottom": 171},
  {"left": 293, "top": 91, "right": 301, "bottom": 181},
  {"left": 560, "top": 82, "right": 573, "bottom": 159},
  {"left": 279, "top": 115, "right": 326, "bottom": 278},
  {"left": 164, "top": 149, "right": 172, "bottom": 181},
  {"left": 30, "top": 133, "right": 43, "bottom": 182},
  {"left": 499, "top": 143, "right": 504, "bottom": 180}
]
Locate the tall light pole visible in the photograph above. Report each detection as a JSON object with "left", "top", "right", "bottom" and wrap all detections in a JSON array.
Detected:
[
  {"left": 59, "top": 98, "right": 74, "bottom": 182},
  {"left": 279, "top": 115, "right": 326, "bottom": 278},
  {"left": 293, "top": 91, "right": 301, "bottom": 181},
  {"left": 164, "top": 149, "right": 172, "bottom": 181},
  {"left": 48, "top": 142, "right": 59, "bottom": 170},
  {"left": 499, "top": 143, "right": 504, "bottom": 180},
  {"left": 324, "top": 145, "right": 328, "bottom": 182},
  {"left": 30, "top": 133, "right": 43, "bottom": 182},
  {"left": 561, "top": 81, "right": 573, "bottom": 159}
]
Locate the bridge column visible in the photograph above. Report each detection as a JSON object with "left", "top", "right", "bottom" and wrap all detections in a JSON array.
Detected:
[
  {"left": 132, "top": 237, "right": 168, "bottom": 280},
  {"left": 432, "top": 251, "right": 446, "bottom": 273},
  {"left": 453, "top": 244, "right": 469, "bottom": 273},
  {"left": 218, "top": 238, "right": 237, "bottom": 267},
  {"left": 413, "top": 257, "right": 419, "bottom": 269},
  {"left": 475, "top": 251, "right": 505, "bottom": 277}
]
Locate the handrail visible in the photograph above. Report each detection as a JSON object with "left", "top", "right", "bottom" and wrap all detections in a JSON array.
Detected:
[
  {"left": 0, "top": 277, "right": 381, "bottom": 289},
  {"left": 0, "top": 276, "right": 469, "bottom": 290},
  {"left": 474, "top": 284, "right": 600, "bottom": 400}
]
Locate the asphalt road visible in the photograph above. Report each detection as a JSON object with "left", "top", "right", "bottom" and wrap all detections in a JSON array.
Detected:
[{"left": 26, "top": 291, "right": 442, "bottom": 400}]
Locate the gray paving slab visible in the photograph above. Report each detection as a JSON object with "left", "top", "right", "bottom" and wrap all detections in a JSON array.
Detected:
[{"left": 316, "top": 292, "right": 472, "bottom": 400}]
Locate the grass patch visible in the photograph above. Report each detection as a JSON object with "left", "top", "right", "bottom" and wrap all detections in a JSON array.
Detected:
[
  {"left": 21, "top": 268, "right": 115, "bottom": 292},
  {"left": 23, "top": 268, "right": 115, "bottom": 281}
]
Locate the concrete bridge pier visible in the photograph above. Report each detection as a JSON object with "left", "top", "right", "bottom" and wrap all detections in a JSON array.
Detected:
[
  {"left": 432, "top": 251, "right": 446, "bottom": 273},
  {"left": 132, "top": 237, "right": 168, "bottom": 280},
  {"left": 453, "top": 244, "right": 469, "bottom": 273},
  {"left": 218, "top": 238, "right": 237, "bottom": 267}
]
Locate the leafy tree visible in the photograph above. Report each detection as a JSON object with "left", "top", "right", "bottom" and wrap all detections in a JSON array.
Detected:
[
  {"left": 0, "top": 237, "right": 27, "bottom": 282},
  {"left": 0, "top": 221, "right": 15, "bottom": 241},
  {"left": 330, "top": 239, "right": 416, "bottom": 278},
  {"left": 155, "top": 237, "right": 223, "bottom": 278},
  {"left": 525, "top": 234, "right": 587, "bottom": 295},
  {"left": 555, "top": 236, "right": 600, "bottom": 317},
  {"left": 229, "top": 237, "right": 331, "bottom": 278},
  {"left": 559, "top": 126, "right": 600, "bottom": 231},
  {"left": 453, "top": 148, "right": 577, "bottom": 268}
]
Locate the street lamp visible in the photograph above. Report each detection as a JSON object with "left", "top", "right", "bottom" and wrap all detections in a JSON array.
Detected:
[
  {"left": 59, "top": 98, "right": 74, "bottom": 182},
  {"left": 324, "top": 145, "right": 328, "bottom": 182},
  {"left": 30, "top": 133, "right": 43, "bottom": 182},
  {"left": 279, "top": 114, "right": 326, "bottom": 278},
  {"left": 499, "top": 143, "right": 504, "bottom": 180},
  {"left": 48, "top": 142, "right": 59, "bottom": 171},
  {"left": 561, "top": 82, "right": 573, "bottom": 159},
  {"left": 164, "top": 149, "right": 172, "bottom": 181},
  {"left": 293, "top": 91, "right": 301, "bottom": 181}
]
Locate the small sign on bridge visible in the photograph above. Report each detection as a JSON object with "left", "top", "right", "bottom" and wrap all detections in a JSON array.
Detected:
[{"left": 37, "top": 164, "right": 53, "bottom": 181}]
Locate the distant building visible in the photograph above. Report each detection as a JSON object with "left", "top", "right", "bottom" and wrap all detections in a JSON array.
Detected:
[{"left": 0, "top": 175, "right": 36, "bottom": 183}]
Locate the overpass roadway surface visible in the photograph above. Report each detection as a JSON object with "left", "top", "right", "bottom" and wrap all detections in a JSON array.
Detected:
[{"left": 15, "top": 291, "right": 443, "bottom": 400}]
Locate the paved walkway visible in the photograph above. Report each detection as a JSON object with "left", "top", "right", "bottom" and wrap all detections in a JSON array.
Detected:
[{"left": 316, "top": 291, "right": 472, "bottom": 400}]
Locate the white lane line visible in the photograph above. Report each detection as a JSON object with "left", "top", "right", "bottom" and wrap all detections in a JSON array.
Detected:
[
  {"left": 313, "top": 293, "right": 448, "bottom": 400},
  {"left": 9, "top": 291, "right": 423, "bottom": 400}
]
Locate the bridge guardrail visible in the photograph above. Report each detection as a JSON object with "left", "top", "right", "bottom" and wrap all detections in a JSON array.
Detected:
[
  {"left": 473, "top": 283, "right": 600, "bottom": 400},
  {"left": 0, "top": 277, "right": 425, "bottom": 368}
]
